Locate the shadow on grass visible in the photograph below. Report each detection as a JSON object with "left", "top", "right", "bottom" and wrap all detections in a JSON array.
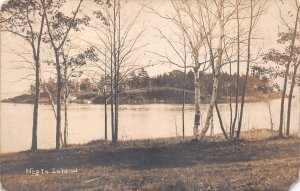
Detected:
[{"left": 1, "top": 137, "right": 299, "bottom": 175}]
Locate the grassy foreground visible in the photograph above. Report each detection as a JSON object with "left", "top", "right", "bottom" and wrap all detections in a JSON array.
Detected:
[{"left": 1, "top": 129, "right": 299, "bottom": 191}]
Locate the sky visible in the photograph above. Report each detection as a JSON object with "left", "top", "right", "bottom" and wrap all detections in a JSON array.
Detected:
[{"left": 0, "top": 0, "right": 299, "bottom": 99}]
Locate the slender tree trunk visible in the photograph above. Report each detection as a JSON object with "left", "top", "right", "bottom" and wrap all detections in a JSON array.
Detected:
[
  {"left": 267, "top": 95, "right": 273, "bottom": 130},
  {"left": 55, "top": 51, "right": 62, "bottom": 149},
  {"left": 210, "top": 107, "right": 214, "bottom": 137},
  {"left": 114, "top": 78, "right": 119, "bottom": 143},
  {"left": 278, "top": 7, "right": 299, "bottom": 137},
  {"left": 112, "top": 0, "right": 117, "bottom": 144},
  {"left": 229, "top": 58, "right": 233, "bottom": 137},
  {"left": 114, "top": 63, "right": 118, "bottom": 144},
  {"left": 215, "top": 102, "right": 228, "bottom": 139},
  {"left": 31, "top": 61, "right": 40, "bottom": 151},
  {"left": 237, "top": 0, "right": 254, "bottom": 139},
  {"left": 114, "top": 0, "right": 121, "bottom": 144},
  {"left": 110, "top": 40, "right": 115, "bottom": 143},
  {"left": 182, "top": 63, "right": 186, "bottom": 139},
  {"left": 198, "top": 0, "right": 224, "bottom": 141},
  {"left": 104, "top": 88, "right": 108, "bottom": 141},
  {"left": 30, "top": 10, "right": 45, "bottom": 151},
  {"left": 110, "top": 62, "right": 115, "bottom": 143},
  {"left": 63, "top": 63, "right": 68, "bottom": 147},
  {"left": 64, "top": 96, "right": 68, "bottom": 146},
  {"left": 44, "top": 83, "right": 57, "bottom": 119},
  {"left": 104, "top": 51, "right": 108, "bottom": 141},
  {"left": 232, "top": 0, "right": 240, "bottom": 138},
  {"left": 109, "top": 0, "right": 116, "bottom": 143},
  {"left": 286, "top": 63, "right": 299, "bottom": 135}
]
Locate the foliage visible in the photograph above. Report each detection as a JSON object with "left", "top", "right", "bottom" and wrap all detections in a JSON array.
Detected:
[{"left": 254, "top": 30, "right": 300, "bottom": 88}]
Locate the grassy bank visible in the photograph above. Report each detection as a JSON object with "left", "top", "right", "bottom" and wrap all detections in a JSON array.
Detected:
[{"left": 1, "top": 129, "right": 299, "bottom": 190}]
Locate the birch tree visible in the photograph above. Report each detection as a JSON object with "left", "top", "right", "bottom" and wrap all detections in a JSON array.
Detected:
[
  {"left": 198, "top": 0, "right": 225, "bottom": 141},
  {"left": 146, "top": 0, "right": 218, "bottom": 139}
]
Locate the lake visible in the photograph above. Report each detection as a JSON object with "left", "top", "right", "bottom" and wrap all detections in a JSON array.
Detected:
[{"left": 1, "top": 98, "right": 299, "bottom": 153}]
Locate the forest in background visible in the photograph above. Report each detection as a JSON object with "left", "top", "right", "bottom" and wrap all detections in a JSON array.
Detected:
[{"left": 2, "top": 68, "right": 281, "bottom": 104}]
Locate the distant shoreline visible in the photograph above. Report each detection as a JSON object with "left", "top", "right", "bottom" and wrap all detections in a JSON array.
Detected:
[
  {"left": 1, "top": 95, "right": 283, "bottom": 105},
  {"left": 1, "top": 87, "right": 282, "bottom": 105}
]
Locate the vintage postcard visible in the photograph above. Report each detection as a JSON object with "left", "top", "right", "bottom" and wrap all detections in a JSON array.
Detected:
[{"left": 0, "top": 0, "right": 300, "bottom": 190}]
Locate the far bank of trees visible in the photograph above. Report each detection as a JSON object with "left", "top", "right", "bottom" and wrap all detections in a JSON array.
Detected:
[{"left": 28, "top": 68, "right": 275, "bottom": 101}]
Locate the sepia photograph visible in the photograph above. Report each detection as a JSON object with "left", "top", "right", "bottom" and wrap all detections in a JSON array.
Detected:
[{"left": 0, "top": 0, "right": 300, "bottom": 190}]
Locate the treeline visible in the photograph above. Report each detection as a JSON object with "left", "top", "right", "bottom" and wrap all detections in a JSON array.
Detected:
[
  {"left": 29, "top": 69, "right": 274, "bottom": 102},
  {"left": 126, "top": 69, "right": 273, "bottom": 97}
]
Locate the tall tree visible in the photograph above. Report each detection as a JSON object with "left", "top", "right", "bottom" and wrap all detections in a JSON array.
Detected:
[
  {"left": 231, "top": 0, "right": 242, "bottom": 137},
  {"left": 82, "top": 0, "right": 145, "bottom": 143},
  {"left": 1, "top": 0, "right": 45, "bottom": 150},
  {"left": 146, "top": 0, "right": 218, "bottom": 139},
  {"left": 236, "top": 0, "right": 267, "bottom": 138},
  {"left": 41, "top": 0, "right": 88, "bottom": 149},
  {"left": 198, "top": 0, "right": 225, "bottom": 140},
  {"left": 277, "top": 0, "right": 300, "bottom": 137},
  {"left": 286, "top": 60, "right": 300, "bottom": 135},
  {"left": 61, "top": 48, "right": 90, "bottom": 146},
  {"left": 110, "top": 0, "right": 145, "bottom": 143}
]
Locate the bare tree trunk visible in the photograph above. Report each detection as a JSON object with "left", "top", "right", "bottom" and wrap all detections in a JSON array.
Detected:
[
  {"left": 30, "top": 10, "right": 45, "bottom": 151},
  {"left": 43, "top": 83, "right": 57, "bottom": 119},
  {"left": 112, "top": 0, "right": 117, "bottom": 144},
  {"left": 283, "top": 112, "right": 286, "bottom": 134},
  {"left": 55, "top": 51, "right": 62, "bottom": 149},
  {"left": 110, "top": 57, "right": 115, "bottom": 143},
  {"left": 64, "top": 92, "right": 68, "bottom": 146},
  {"left": 232, "top": 0, "right": 240, "bottom": 138},
  {"left": 279, "top": 77, "right": 288, "bottom": 135},
  {"left": 267, "top": 95, "right": 273, "bottom": 130},
  {"left": 286, "top": 63, "right": 299, "bottom": 135},
  {"left": 210, "top": 107, "right": 214, "bottom": 137},
  {"left": 104, "top": 88, "right": 108, "bottom": 141},
  {"left": 229, "top": 57, "right": 233, "bottom": 137},
  {"left": 31, "top": 63, "right": 40, "bottom": 151},
  {"left": 237, "top": 0, "right": 254, "bottom": 139},
  {"left": 111, "top": 0, "right": 119, "bottom": 144},
  {"left": 198, "top": 0, "right": 224, "bottom": 141},
  {"left": 182, "top": 62, "right": 186, "bottom": 139},
  {"left": 64, "top": 96, "right": 68, "bottom": 146},
  {"left": 114, "top": 79, "right": 119, "bottom": 144},
  {"left": 215, "top": 102, "right": 228, "bottom": 139},
  {"left": 229, "top": 89, "right": 233, "bottom": 136},
  {"left": 114, "top": 0, "right": 121, "bottom": 144},
  {"left": 110, "top": 32, "right": 115, "bottom": 143},
  {"left": 63, "top": 63, "right": 68, "bottom": 147}
]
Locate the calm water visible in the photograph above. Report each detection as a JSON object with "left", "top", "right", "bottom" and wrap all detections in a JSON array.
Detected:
[{"left": 1, "top": 98, "right": 299, "bottom": 153}]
